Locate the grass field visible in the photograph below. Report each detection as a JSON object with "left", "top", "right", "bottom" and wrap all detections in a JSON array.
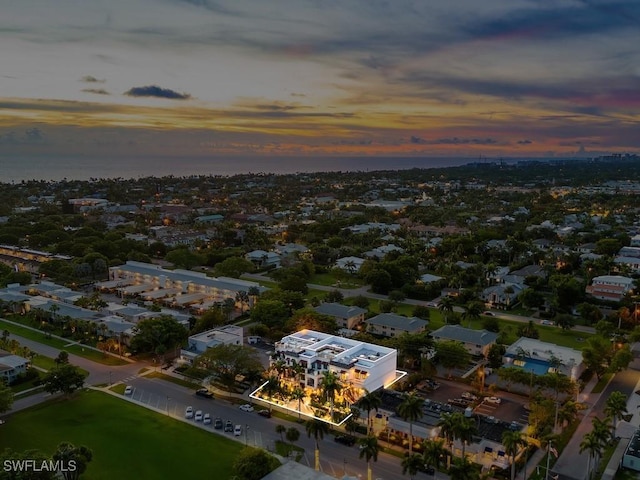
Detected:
[
  {"left": 0, "top": 319, "right": 127, "bottom": 366},
  {"left": 0, "top": 390, "right": 245, "bottom": 480}
]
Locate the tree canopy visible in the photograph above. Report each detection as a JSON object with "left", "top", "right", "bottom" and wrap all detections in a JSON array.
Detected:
[{"left": 193, "top": 343, "right": 264, "bottom": 388}]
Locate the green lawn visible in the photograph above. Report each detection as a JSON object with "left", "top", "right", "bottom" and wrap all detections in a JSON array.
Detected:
[
  {"left": 308, "top": 273, "right": 363, "bottom": 289},
  {"left": 0, "top": 390, "right": 246, "bottom": 480},
  {"left": 0, "top": 319, "right": 128, "bottom": 366}
]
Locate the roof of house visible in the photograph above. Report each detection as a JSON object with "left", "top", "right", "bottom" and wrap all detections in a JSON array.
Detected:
[
  {"left": 430, "top": 325, "right": 498, "bottom": 346},
  {"left": 261, "top": 461, "right": 336, "bottom": 480},
  {"left": 366, "top": 313, "right": 428, "bottom": 330},
  {"left": 505, "top": 337, "right": 583, "bottom": 366},
  {"left": 314, "top": 303, "right": 367, "bottom": 318}
]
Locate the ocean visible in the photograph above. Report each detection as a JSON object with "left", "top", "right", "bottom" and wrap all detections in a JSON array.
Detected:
[{"left": 0, "top": 154, "right": 496, "bottom": 183}]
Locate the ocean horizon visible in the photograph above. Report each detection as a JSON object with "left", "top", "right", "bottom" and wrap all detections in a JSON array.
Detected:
[{"left": 0, "top": 154, "right": 562, "bottom": 183}]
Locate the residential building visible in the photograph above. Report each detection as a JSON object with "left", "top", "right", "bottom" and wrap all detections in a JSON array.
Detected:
[
  {"left": 314, "top": 303, "right": 367, "bottom": 330},
  {"left": 245, "top": 250, "right": 281, "bottom": 268},
  {"left": 271, "top": 329, "right": 398, "bottom": 391},
  {"left": 586, "top": 275, "right": 635, "bottom": 302},
  {"left": 180, "top": 325, "right": 244, "bottom": 363},
  {"left": 365, "top": 313, "right": 428, "bottom": 338},
  {"left": 0, "top": 351, "right": 30, "bottom": 384},
  {"left": 108, "top": 260, "right": 265, "bottom": 304},
  {"left": 480, "top": 283, "right": 524, "bottom": 310},
  {"left": 503, "top": 337, "right": 584, "bottom": 380},
  {"left": 430, "top": 325, "right": 498, "bottom": 357}
]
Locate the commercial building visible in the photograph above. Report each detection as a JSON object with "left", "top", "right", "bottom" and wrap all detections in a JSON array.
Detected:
[{"left": 180, "top": 325, "right": 244, "bottom": 363}]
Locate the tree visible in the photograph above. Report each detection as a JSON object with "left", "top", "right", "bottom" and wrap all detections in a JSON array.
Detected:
[
  {"left": 325, "top": 289, "right": 344, "bottom": 303},
  {"left": 129, "top": 315, "right": 188, "bottom": 360},
  {"left": 448, "top": 457, "right": 480, "bottom": 480},
  {"left": 305, "top": 419, "right": 329, "bottom": 471},
  {"left": 401, "top": 453, "right": 423, "bottom": 480},
  {"left": 320, "top": 371, "right": 343, "bottom": 420},
  {"left": 286, "top": 426, "right": 300, "bottom": 446},
  {"left": 55, "top": 351, "right": 69, "bottom": 365},
  {"left": 232, "top": 447, "right": 281, "bottom": 480},
  {"left": 194, "top": 344, "right": 263, "bottom": 389},
  {"left": 397, "top": 393, "right": 423, "bottom": 454},
  {"left": 437, "top": 412, "right": 457, "bottom": 466},
  {"left": 359, "top": 435, "right": 380, "bottom": 480},
  {"left": 0, "top": 447, "right": 57, "bottom": 480},
  {"left": 52, "top": 442, "right": 93, "bottom": 480},
  {"left": 435, "top": 341, "right": 471, "bottom": 378},
  {"left": 604, "top": 391, "right": 628, "bottom": 439},
  {"left": 356, "top": 390, "right": 382, "bottom": 434},
  {"left": 423, "top": 438, "right": 446, "bottom": 479},
  {"left": 412, "top": 305, "right": 431, "bottom": 320},
  {"left": 42, "top": 363, "right": 85, "bottom": 397},
  {"left": 502, "top": 430, "right": 526, "bottom": 480},
  {"left": 291, "top": 387, "right": 305, "bottom": 420},
  {"left": 438, "top": 297, "right": 455, "bottom": 324},
  {"left": 461, "top": 301, "right": 483, "bottom": 328},
  {"left": 250, "top": 300, "right": 289, "bottom": 329},
  {"left": 580, "top": 432, "right": 603, "bottom": 480},
  {"left": 0, "top": 380, "right": 13, "bottom": 414},
  {"left": 275, "top": 424, "right": 286, "bottom": 442},
  {"left": 453, "top": 413, "right": 477, "bottom": 458},
  {"left": 213, "top": 257, "right": 255, "bottom": 278},
  {"left": 288, "top": 308, "right": 337, "bottom": 334}
]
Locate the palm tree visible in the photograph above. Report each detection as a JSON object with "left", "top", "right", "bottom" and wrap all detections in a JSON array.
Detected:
[
  {"left": 397, "top": 393, "right": 423, "bottom": 454},
  {"left": 356, "top": 389, "right": 382, "bottom": 434},
  {"left": 461, "top": 301, "right": 483, "bottom": 328},
  {"left": 604, "top": 390, "right": 628, "bottom": 439},
  {"left": 291, "top": 387, "right": 305, "bottom": 420},
  {"left": 423, "top": 438, "right": 446, "bottom": 480},
  {"left": 305, "top": 419, "right": 329, "bottom": 471},
  {"left": 454, "top": 414, "right": 477, "bottom": 459},
  {"left": 401, "top": 453, "right": 424, "bottom": 480},
  {"left": 438, "top": 297, "right": 454, "bottom": 324},
  {"left": 275, "top": 424, "right": 286, "bottom": 442},
  {"left": 320, "top": 371, "right": 342, "bottom": 420},
  {"left": 247, "top": 286, "right": 260, "bottom": 309},
  {"left": 359, "top": 435, "right": 380, "bottom": 480},
  {"left": 580, "top": 432, "right": 602, "bottom": 480},
  {"left": 502, "top": 430, "right": 526, "bottom": 480},
  {"left": 437, "top": 413, "right": 457, "bottom": 467}
]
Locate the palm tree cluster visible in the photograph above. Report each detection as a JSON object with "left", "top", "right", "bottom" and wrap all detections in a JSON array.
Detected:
[{"left": 580, "top": 416, "right": 612, "bottom": 480}]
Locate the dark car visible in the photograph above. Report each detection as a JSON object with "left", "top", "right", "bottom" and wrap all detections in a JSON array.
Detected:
[
  {"left": 419, "top": 464, "right": 436, "bottom": 475},
  {"left": 224, "top": 420, "right": 234, "bottom": 432},
  {"left": 196, "top": 389, "right": 214, "bottom": 399},
  {"left": 334, "top": 435, "right": 356, "bottom": 446},
  {"left": 258, "top": 409, "right": 272, "bottom": 418},
  {"left": 214, "top": 418, "right": 223, "bottom": 430}
]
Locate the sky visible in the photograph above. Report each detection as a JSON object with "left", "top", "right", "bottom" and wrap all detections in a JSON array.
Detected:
[{"left": 1, "top": 0, "right": 639, "bottom": 160}]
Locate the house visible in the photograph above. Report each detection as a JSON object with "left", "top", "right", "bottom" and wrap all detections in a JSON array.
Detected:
[
  {"left": 245, "top": 250, "right": 281, "bottom": 269},
  {"left": 615, "top": 256, "right": 640, "bottom": 273},
  {"left": 364, "top": 244, "right": 404, "bottom": 259},
  {"left": 480, "top": 283, "right": 524, "bottom": 310},
  {"left": 586, "top": 275, "right": 634, "bottom": 302},
  {"left": 335, "top": 256, "right": 366, "bottom": 273},
  {"left": 314, "top": 303, "right": 367, "bottom": 329},
  {"left": 418, "top": 273, "right": 444, "bottom": 284},
  {"left": 366, "top": 313, "right": 428, "bottom": 338},
  {"left": 269, "top": 329, "right": 398, "bottom": 391},
  {"left": 0, "top": 351, "right": 30, "bottom": 384},
  {"left": 180, "top": 325, "right": 244, "bottom": 363},
  {"left": 503, "top": 337, "right": 584, "bottom": 381},
  {"left": 430, "top": 325, "right": 498, "bottom": 357}
]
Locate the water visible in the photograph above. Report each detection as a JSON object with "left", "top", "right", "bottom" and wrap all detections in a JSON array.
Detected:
[{"left": 0, "top": 154, "right": 492, "bottom": 182}]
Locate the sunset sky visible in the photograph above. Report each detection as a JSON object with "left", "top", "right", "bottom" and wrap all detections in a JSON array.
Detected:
[{"left": 1, "top": 0, "right": 639, "bottom": 159}]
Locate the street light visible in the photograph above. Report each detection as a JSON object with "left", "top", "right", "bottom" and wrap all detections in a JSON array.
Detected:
[
  {"left": 166, "top": 396, "right": 171, "bottom": 416},
  {"left": 245, "top": 424, "right": 249, "bottom": 446}
]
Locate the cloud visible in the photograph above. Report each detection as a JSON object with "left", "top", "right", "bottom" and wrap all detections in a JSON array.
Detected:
[
  {"left": 82, "top": 88, "right": 110, "bottom": 95},
  {"left": 517, "top": 139, "right": 533, "bottom": 145},
  {"left": 0, "top": 128, "right": 46, "bottom": 145},
  {"left": 124, "top": 85, "right": 191, "bottom": 100},
  {"left": 81, "top": 75, "right": 105, "bottom": 83},
  {"left": 409, "top": 136, "right": 498, "bottom": 145}
]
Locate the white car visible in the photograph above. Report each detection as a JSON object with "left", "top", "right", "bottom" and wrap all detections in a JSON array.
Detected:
[
  {"left": 203, "top": 413, "right": 211, "bottom": 425},
  {"left": 461, "top": 392, "right": 478, "bottom": 401},
  {"left": 234, "top": 425, "right": 242, "bottom": 436},
  {"left": 486, "top": 396, "right": 502, "bottom": 404},
  {"left": 124, "top": 386, "right": 133, "bottom": 395},
  {"left": 239, "top": 404, "right": 254, "bottom": 412},
  {"left": 194, "top": 410, "right": 203, "bottom": 422},
  {"left": 185, "top": 406, "right": 194, "bottom": 419},
  {"left": 540, "top": 320, "right": 554, "bottom": 326}
]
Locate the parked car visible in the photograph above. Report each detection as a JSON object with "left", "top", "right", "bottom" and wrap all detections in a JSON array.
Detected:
[
  {"left": 461, "top": 392, "right": 478, "bottom": 401},
  {"left": 334, "top": 435, "right": 356, "bottom": 446},
  {"left": 196, "top": 388, "right": 214, "bottom": 399},
  {"left": 214, "top": 418, "right": 223, "bottom": 429},
  {"left": 124, "top": 386, "right": 133, "bottom": 395},
  {"left": 234, "top": 425, "right": 242, "bottom": 436},
  {"left": 540, "top": 320, "right": 554, "bottom": 326},
  {"left": 239, "top": 404, "right": 254, "bottom": 412},
  {"left": 486, "top": 396, "right": 502, "bottom": 404},
  {"left": 185, "top": 406, "right": 194, "bottom": 419},
  {"left": 194, "top": 410, "right": 203, "bottom": 422},
  {"left": 419, "top": 463, "right": 436, "bottom": 475},
  {"left": 224, "top": 421, "right": 234, "bottom": 432},
  {"left": 203, "top": 413, "right": 211, "bottom": 425},
  {"left": 483, "top": 311, "right": 495, "bottom": 316},
  {"left": 258, "top": 409, "right": 271, "bottom": 418}
]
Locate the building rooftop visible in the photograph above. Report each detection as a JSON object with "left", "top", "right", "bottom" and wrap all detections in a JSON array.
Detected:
[
  {"left": 367, "top": 313, "right": 428, "bottom": 330},
  {"left": 431, "top": 325, "right": 499, "bottom": 346},
  {"left": 314, "top": 303, "right": 366, "bottom": 318}
]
